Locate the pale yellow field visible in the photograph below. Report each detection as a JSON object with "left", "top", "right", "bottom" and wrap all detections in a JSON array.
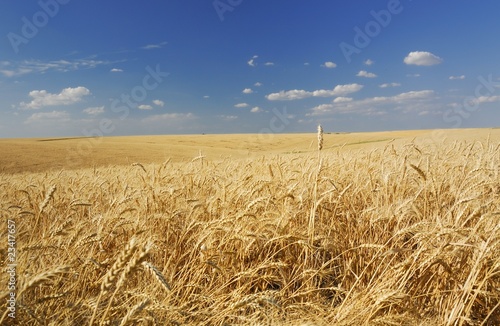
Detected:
[
  {"left": 1, "top": 128, "right": 498, "bottom": 174},
  {"left": 1, "top": 128, "right": 499, "bottom": 325}
]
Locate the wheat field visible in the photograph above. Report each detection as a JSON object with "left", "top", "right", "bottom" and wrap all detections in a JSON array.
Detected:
[{"left": 1, "top": 129, "right": 500, "bottom": 325}]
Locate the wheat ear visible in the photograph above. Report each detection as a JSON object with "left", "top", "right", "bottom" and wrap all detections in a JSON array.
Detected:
[
  {"left": 317, "top": 124, "right": 323, "bottom": 151},
  {"left": 142, "top": 261, "right": 171, "bottom": 291},
  {"left": 89, "top": 238, "right": 138, "bottom": 325},
  {"left": 118, "top": 299, "right": 150, "bottom": 326},
  {"left": 18, "top": 266, "right": 69, "bottom": 297},
  {"left": 100, "top": 242, "right": 152, "bottom": 325},
  {"left": 39, "top": 185, "right": 56, "bottom": 213}
]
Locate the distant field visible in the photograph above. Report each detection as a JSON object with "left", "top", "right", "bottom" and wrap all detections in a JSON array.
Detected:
[{"left": 1, "top": 128, "right": 499, "bottom": 173}]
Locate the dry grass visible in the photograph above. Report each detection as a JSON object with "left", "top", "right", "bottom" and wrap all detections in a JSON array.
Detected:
[{"left": 1, "top": 130, "right": 500, "bottom": 325}]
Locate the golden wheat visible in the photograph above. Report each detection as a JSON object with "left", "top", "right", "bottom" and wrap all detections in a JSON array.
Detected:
[{"left": 1, "top": 132, "right": 499, "bottom": 325}]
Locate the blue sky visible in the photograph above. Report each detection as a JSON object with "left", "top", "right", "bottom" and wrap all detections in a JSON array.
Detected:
[{"left": 1, "top": 0, "right": 500, "bottom": 138}]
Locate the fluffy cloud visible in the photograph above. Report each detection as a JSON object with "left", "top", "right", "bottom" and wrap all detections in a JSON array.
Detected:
[
  {"left": 110, "top": 68, "right": 123, "bottom": 72},
  {"left": 242, "top": 88, "right": 253, "bottom": 94},
  {"left": 357, "top": 70, "right": 377, "bottom": 78},
  {"left": 309, "top": 90, "right": 436, "bottom": 116},
  {"left": 264, "top": 62, "right": 275, "bottom": 66},
  {"left": 254, "top": 82, "right": 262, "bottom": 87},
  {"left": 477, "top": 96, "right": 500, "bottom": 103},
  {"left": 449, "top": 75, "right": 465, "bottom": 80},
  {"left": 83, "top": 106, "right": 105, "bottom": 115},
  {"left": 234, "top": 103, "right": 249, "bottom": 108},
  {"left": 404, "top": 51, "right": 443, "bottom": 66},
  {"left": 153, "top": 99, "right": 165, "bottom": 107},
  {"left": 379, "top": 83, "right": 401, "bottom": 88},
  {"left": 251, "top": 106, "right": 263, "bottom": 113},
  {"left": 364, "top": 59, "right": 374, "bottom": 66},
  {"left": 333, "top": 97, "right": 353, "bottom": 103},
  {"left": 20, "top": 86, "right": 90, "bottom": 109},
  {"left": 266, "top": 83, "right": 363, "bottom": 101},
  {"left": 138, "top": 104, "right": 153, "bottom": 110},
  {"left": 323, "top": 61, "right": 337, "bottom": 68},
  {"left": 26, "top": 110, "right": 69, "bottom": 123}
]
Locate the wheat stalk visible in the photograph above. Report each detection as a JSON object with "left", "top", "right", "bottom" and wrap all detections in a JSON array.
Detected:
[
  {"left": 132, "top": 162, "right": 147, "bottom": 173},
  {"left": 30, "top": 184, "right": 57, "bottom": 242}
]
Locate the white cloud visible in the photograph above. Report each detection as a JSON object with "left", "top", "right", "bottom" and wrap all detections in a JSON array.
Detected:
[
  {"left": 379, "top": 83, "right": 401, "bottom": 88},
  {"left": 242, "top": 88, "right": 253, "bottom": 94},
  {"left": 20, "top": 86, "right": 90, "bottom": 109},
  {"left": 357, "top": 70, "right": 377, "bottom": 78},
  {"left": 391, "top": 90, "right": 435, "bottom": 101},
  {"left": 26, "top": 110, "right": 70, "bottom": 123},
  {"left": 142, "top": 112, "right": 195, "bottom": 123},
  {"left": 138, "top": 104, "right": 153, "bottom": 110},
  {"left": 267, "top": 90, "right": 310, "bottom": 101},
  {"left": 203, "top": 95, "right": 210, "bottom": 99},
  {"left": 364, "top": 59, "right": 374, "bottom": 66},
  {"left": 247, "top": 55, "right": 258, "bottom": 67},
  {"left": 304, "top": 62, "right": 310, "bottom": 66},
  {"left": 218, "top": 115, "right": 238, "bottom": 121},
  {"left": 1, "top": 59, "right": 115, "bottom": 77},
  {"left": 251, "top": 106, "right": 263, "bottom": 113},
  {"left": 309, "top": 90, "right": 436, "bottom": 116},
  {"left": 254, "top": 82, "right": 262, "bottom": 87},
  {"left": 83, "top": 106, "right": 105, "bottom": 116},
  {"left": 266, "top": 83, "right": 363, "bottom": 101},
  {"left": 404, "top": 51, "right": 443, "bottom": 66},
  {"left": 141, "top": 41, "right": 167, "bottom": 50},
  {"left": 264, "top": 62, "right": 275, "bottom": 66},
  {"left": 477, "top": 96, "right": 500, "bottom": 103},
  {"left": 323, "top": 61, "right": 337, "bottom": 68},
  {"left": 234, "top": 103, "right": 249, "bottom": 108},
  {"left": 153, "top": 99, "right": 165, "bottom": 107},
  {"left": 449, "top": 75, "right": 465, "bottom": 80},
  {"left": 333, "top": 97, "right": 353, "bottom": 103},
  {"left": 110, "top": 68, "right": 123, "bottom": 72}
]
